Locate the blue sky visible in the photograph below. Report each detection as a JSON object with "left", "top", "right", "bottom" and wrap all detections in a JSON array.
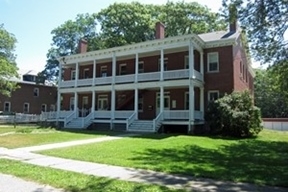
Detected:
[{"left": 0, "top": 0, "right": 222, "bottom": 72}]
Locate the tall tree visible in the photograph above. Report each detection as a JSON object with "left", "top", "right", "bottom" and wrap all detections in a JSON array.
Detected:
[
  {"left": 222, "top": 0, "right": 288, "bottom": 89},
  {"left": 0, "top": 24, "right": 18, "bottom": 96},
  {"left": 254, "top": 68, "right": 288, "bottom": 117},
  {"left": 40, "top": 13, "right": 101, "bottom": 82}
]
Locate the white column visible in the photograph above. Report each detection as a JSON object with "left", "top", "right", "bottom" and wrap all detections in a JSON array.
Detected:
[
  {"left": 74, "top": 92, "right": 78, "bottom": 118},
  {"left": 160, "top": 49, "right": 164, "bottom": 81},
  {"left": 75, "top": 62, "right": 79, "bottom": 87},
  {"left": 160, "top": 86, "right": 164, "bottom": 113},
  {"left": 188, "top": 81, "right": 195, "bottom": 133},
  {"left": 200, "top": 52, "right": 204, "bottom": 75},
  {"left": 91, "top": 91, "right": 95, "bottom": 113},
  {"left": 112, "top": 52, "right": 116, "bottom": 84},
  {"left": 92, "top": 60, "right": 96, "bottom": 85},
  {"left": 134, "top": 88, "right": 138, "bottom": 119},
  {"left": 200, "top": 87, "right": 204, "bottom": 120},
  {"left": 111, "top": 89, "right": 115, "bottom": 119},
  {"left": 189, "top": 40, "right": 194, "bottom": 78},
  {"left": 58, "top": 63, "right": 62, "bottom": 87},
  {"left": 56, "top": 92, "right": 61, "bottom": 119},
  {"left": 135, "top": 53, "right": 139, "bottom": 83}
]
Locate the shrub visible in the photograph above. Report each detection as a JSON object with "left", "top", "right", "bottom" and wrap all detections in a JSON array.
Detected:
[{"left": 206, "top": 91, "right": 263, "bottom": 138}]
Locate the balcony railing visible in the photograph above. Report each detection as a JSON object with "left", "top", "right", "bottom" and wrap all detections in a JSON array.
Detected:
[
  {"left": 163, "top": 110, "right": 203, "bottom": 120},
  {"left": 60, "top": 69, "right": 203, "bottom": 88}
]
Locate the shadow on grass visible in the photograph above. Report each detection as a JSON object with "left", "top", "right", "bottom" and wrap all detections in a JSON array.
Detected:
[{"left": 130, "top": 139, "right": 288, "bottom": 187}]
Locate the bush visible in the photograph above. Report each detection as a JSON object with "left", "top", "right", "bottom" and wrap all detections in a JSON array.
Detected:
[{"left": 206, "top": 91, "right": 263, "bottom": 138}]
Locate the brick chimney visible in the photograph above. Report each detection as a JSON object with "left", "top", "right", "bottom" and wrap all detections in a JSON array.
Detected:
[
  {"left": 155, "top": 22, "right": 165, "bottom": 39},
  {"left": 78, "top": 39, "right": 88, "bottom": 53},
  {"left": 229, "top": 5, "right": 238, "bottom": 32}
]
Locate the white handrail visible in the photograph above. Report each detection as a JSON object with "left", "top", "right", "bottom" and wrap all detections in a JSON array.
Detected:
[
  {"left": 82, "top": 112, "right": 93, "bottom": 128},
  {"left": 64, "top": 111, "right": 75, "bottom": 127},
  {"left": 153, "top": 112, "right": 163, "bottom": 132},
  {"left": 126, "top": 112, "right": 136, "bottom": 131}
]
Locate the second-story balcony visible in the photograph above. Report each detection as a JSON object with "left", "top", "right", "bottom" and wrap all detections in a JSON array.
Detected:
[{"left": 60, "top": 69, "right": 203, "bottom": 88}]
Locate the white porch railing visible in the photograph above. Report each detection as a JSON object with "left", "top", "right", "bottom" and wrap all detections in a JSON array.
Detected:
[
  {"left": 153, "top": 112, "right": 163, "bottom": 132},
  {"left": 60, "top": 80, "right": 74, "bottom": 88},
  {"left": 95, "top": 77, "right": 113, "bottom": 85},
  {"left": 115, "top": 74, "right": 135, "bottom": 84},
  {"left": 94, "top": 111, "right": 111, "bottom": 119},
  {"left": 78, "top": 78, "right": 93, "bottom": 86},
  {"left": 64, "top": 111, "right": 75, "bottom": 127},
  {"left": 114, "top": 110, "right": 134, "bottom": 119},
  {"left": 194, "top": 70, "right": 203, "bottom": 82},
  {"left": 163, "top": 69, "right": 189, "bottom": 80},
  {"left": 126, "top": 112, "right": 137, "bottom": 130},
  {"left": 138, "top": 72, "right": 161, "bottom": 82},
  {"left": 163, "top": 110, "right": 203, "bottom": 120}
]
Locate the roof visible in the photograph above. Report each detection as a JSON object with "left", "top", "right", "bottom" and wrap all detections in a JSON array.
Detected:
[{"left": 199, "top": 30, "right": 240, "bottom": 42}]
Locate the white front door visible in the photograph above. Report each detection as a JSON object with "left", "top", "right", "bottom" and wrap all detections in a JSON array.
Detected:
[
  {"left": 81, "top": 96, "right": 89, "bottom": 116},
  {"left": 156, "top": 93, "right": 170, "bottom": 115},
  {"left": 70, "top": 97, "right": 75, "bottom": 110},
  {"left": 98, "top": 95, "right": 108, "bottom": 110}
]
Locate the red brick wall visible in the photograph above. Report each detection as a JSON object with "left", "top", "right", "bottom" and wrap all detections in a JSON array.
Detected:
[{"left": 0, "top": 83, "right": 57, "bottom": 114}]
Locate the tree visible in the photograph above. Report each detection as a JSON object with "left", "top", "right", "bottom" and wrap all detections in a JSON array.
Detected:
[
  {"left": 206, "top": 91, "right": 263, "bottom": 138},
  {"left": 254, "top": 68, "right": 288, "bottom": 117},
  {"left": 41, "top": 13, "right": 101, "bottom": 82},
  {"left": 42, "top": 2, "right": 226, "bottom": 81},
  {"left": 222, "top": 0, "right": 287, "bottom": 63},
  {"left": 0, "top": 24, "right": 18, "bottom": 96}
]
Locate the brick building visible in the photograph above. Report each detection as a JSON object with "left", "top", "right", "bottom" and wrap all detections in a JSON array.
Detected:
[
  {"left": 0, "top": 70, "right": 57, "bottom": 114},
  {"left": 54, "top": 21, "right": 254, "bottom": 132}
]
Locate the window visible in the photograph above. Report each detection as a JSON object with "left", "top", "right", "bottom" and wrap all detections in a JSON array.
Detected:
[
  {"left": 119, "top": 64, "right": 127, "bottom": 75},
  {"left": 138, "top": 94, "right": 143, "bottom": 111},
  {"left": 100, "top": 66, "right": 107, "bottom": 77},
  {"left": 98, "top": 95, "right": 108, "bottom": 110},
  {"left": 138, "top": 61, "right": 144, "bottom": 73},
  {"left": 83, "top": 68, "right": 89, "bottom": 79},
  {"left": 33, "top": 88, "right": 39, "bottom": 97},
  {"left": 207, "top": 52, "right": 219, "bottom": 72},
  {"left": 71, "top": 70, "right": 76, "bottom": 80},
  {"left": 23, "top": 103, "right": 29, "bottom": 113},
  {"left": 50, "top": 104, "right": 55, "bottom": 111},
  {"left": 208, "top": 91, "right": 219, "bottom": 101},
  {"left": 240, "top": 61, "right": 243, "bottom": 77},
  {"left": 70, "top": 97, "right": 75, "bottom": 110},
  {"left": 185, "top": 92, "right": 189, "bottom": 109},
  {"left": 185, "top": 55, "right": 189, "bottom": 69},
  {"left": 41, "top": 104, "right": 47, "bottom": 112},
  {"left": 158, "top": 58, "right": 168, "bottom": 71},
  {"left": 4, "top": 102, "right": 11, "bottom": 112}
]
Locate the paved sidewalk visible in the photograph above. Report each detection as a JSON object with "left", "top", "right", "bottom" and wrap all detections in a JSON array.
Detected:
[
  {"left": 0, "top": 173, "right": 64, "bottom": 192},
  {"left": 0, "top": 134, "right": 287, "bottom": 192}
]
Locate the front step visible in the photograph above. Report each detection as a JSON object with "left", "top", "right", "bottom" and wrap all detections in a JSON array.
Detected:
[
  {"left": 128, "top": 120, "right": 154, "bottom": 132},
  {"left": 65, "top": 118, "right": 84, "bottom": 129}
]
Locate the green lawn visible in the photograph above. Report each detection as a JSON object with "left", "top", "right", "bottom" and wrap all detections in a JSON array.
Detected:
[
  {"left": 0, "top": 159, "right": 181, "bottom": 192},
  {"left": 0, "top": 126, "right": 116, "bottom": 148},
  {"left": 40, "top": 130, "right": 288, "bottom": 187},
  {"left": 0, "top": 126, "right": 18, "bottom": 134}
]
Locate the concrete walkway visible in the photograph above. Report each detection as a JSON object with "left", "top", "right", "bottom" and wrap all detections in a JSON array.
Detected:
[{"left": 0, "top": 134, "right": 287, "bottom": 192}]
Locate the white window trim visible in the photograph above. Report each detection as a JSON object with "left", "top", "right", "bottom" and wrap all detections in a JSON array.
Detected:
[
  {"left": 83, "top": 68, "right": 89, "bottom": 79},
  {"left": 98, "top": 94, "right": 108, "bottom": 110},
  {"left": 207, "top": 52, "right": 219, "bottom": 73},
  {"left": 119, "top": 63, "right": 127, "bottom": 75},
  {"left": 100, "top": 66, "right": 107, "bottom": 77},
  {"left": 184, "top": 55, "right": 189, "bottom": 69},
  {"left": 71, "top": 70, "right": 76, "bottom": 80},
  {"left": 4, "top": 101, "right": 11, "bottom": 112},
  {"left": 208, "top": 90, "right": 219, "bottom": 101},
  {"left": 23, "top": 102, "right": 30, "bottom": 113},
  {"left": 33, "top": 88, "right": 39, "bottom": 97},
  {"left": 138, "top": 61, "right": 144, "bottom": 73},
  {"left": 41, "top": 104, "right": 47, "bottom": 112},
  {"left": 69, "top": 97, "right": 75, "bottom": 110}
]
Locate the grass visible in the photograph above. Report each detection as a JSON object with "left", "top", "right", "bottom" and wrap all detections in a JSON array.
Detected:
[
  {"left": 40, "top": 130, "right": 288, "bottom": 187},
  {"left": 0, "top": 126, "right": 118, "bottom": 148},
  {"left": 0, "top": 159, "right": 182, "bottom": 192}
]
